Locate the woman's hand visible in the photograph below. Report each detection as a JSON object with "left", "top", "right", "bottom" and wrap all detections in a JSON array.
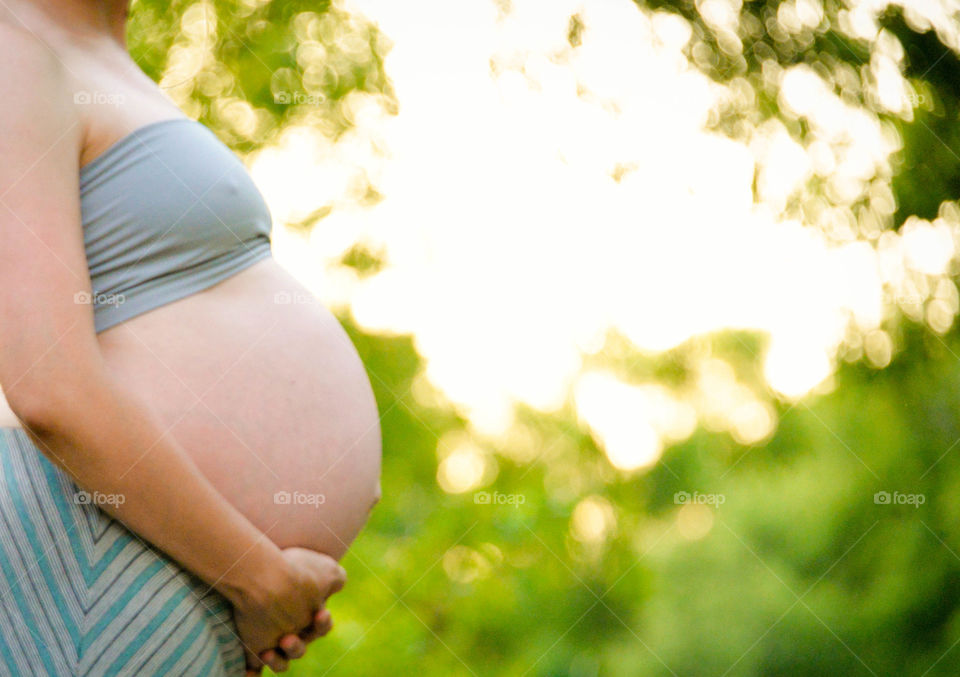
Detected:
[
  {"left": 244, "top": 608, "right": 334, "bottom": 676},
  {"left": 231, "top": 547, "right": 346, "bottom": 674}
]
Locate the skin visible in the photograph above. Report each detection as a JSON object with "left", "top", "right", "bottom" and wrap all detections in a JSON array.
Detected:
[{"left": 0, "top": 0, "right": 382, "bottom": 673}]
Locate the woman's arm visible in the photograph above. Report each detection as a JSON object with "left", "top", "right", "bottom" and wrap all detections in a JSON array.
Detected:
[{"left": 0, "top": 28, "right": 337, "bottom": 673}]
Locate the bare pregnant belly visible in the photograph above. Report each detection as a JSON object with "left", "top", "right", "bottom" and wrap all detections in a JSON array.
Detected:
[{"left": 92, "top": 258, "right": 382, "bottom": 559}]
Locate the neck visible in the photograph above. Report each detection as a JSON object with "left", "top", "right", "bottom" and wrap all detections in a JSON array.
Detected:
[{"left": 9, "top": 0, "right": 129, "bottom": 45}]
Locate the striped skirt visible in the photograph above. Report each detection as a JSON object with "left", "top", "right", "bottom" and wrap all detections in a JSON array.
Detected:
[{"left": 0, "top": 427, "right": 246, "bottom": 676}]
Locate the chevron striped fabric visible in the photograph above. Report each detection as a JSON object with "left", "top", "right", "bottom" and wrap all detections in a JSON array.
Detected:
[{"left": 0, "top": 427, "right": 246, "bottom": 676}]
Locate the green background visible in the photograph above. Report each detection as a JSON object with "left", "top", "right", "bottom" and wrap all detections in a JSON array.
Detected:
[{"left": 126, "top": 1, "right": 960, "bottom": 674}]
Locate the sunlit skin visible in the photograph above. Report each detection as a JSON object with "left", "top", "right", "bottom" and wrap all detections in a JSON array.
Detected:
[
  {"left": 0, "top": 0, "right": 381, "bottom": 673},
  {"left": 96, "top": 260, "right": 383, "bottom": 556},
  {"left": 95, "top": 263, "right": 382, "bottom": 672},
  {"left": 0, "top": 0, "right": 382, "bottom": 553}
]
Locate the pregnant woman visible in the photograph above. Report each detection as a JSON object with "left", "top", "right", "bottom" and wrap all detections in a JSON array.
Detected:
[{"left": 0, "top": 0, "right": 382, "bottom": 675}]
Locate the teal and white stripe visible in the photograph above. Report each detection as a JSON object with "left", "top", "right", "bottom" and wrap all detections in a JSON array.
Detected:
[{"left": 0, "top": 427, "right": 245, "bottom": 676}]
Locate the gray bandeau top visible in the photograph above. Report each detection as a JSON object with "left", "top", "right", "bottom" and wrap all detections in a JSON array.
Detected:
[{"left": 80, "top": 118, "right": 273, "bottom": 333}]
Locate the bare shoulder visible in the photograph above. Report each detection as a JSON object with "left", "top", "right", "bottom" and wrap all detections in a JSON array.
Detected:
[
  {"left": 0, "top": 20, "right": 61, "bottom": 79},
  {"left": 0, "top": 21, "right": 78, "bottom": 144}
]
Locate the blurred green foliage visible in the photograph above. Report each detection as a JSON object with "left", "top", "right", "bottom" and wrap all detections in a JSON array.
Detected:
[{"left": 127, "top": 1, "right": 960, "bottom": 675}]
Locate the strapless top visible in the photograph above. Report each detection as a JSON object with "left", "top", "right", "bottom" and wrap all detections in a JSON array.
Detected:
[{"left": 79, "top": 118, "right": 273, "bottom": 333}]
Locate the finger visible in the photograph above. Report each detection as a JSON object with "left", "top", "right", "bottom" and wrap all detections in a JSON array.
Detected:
[
  {"left": 259, "top": 649, "right": 289, "bottom": 673},
  {"left": 299, "top": 608, "right": 332, "bottom": 642},
  {"left": 325, "top": 564, "right": 347, "bottom": 597},
  {"left": 299, "top": 608, "right": 333, "bottom": 643},
  {"left": 278, "top": 633, "right": 306, "bottom": 660},
  {"left": 245, "top": 648, "right": 264, "bottom": 673}
]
